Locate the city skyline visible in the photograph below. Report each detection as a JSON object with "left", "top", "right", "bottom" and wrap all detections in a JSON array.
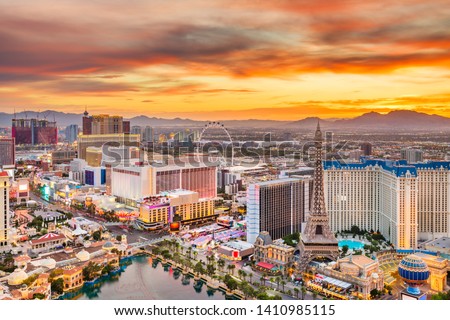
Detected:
[{"left": 1, "top": 1, "right": 450, "bottom": 120}]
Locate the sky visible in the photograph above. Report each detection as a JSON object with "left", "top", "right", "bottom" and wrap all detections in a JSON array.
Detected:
[{"left": 1, "top": 0, "right": 450, "bottom": 120}]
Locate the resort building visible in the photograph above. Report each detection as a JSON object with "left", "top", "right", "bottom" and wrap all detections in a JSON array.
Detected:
[
  {"left": 323, "top": 159, "right": 450, "bottom": 248},
  {"left": 0, "top": 171, "right": 10, "bottom": 251},
  {"left": 414, "top": 252, "right": 448, "bottom": 292},
  {"left": 253, "top": 232, "right": 295, "bottom": 275},
  {"left": 137, "top": 190, "right": 216, "bottom": 230},
  {"left": 110, "top": 163, "right": 217, "bottom": 206},
  {"left": 318, "top": 255, "right": 384, "bottom": 299},
  {"left": 246, "top": 177, "right": 312, "bottom": 244},
  {"left": 77, "top": 133, "right": 140, "bottom": 160},
  {"left": 29, "top": 233, "right": 66, "bottom": 254},
  {"left": 10, "top": 273, "right": 51, "bottom": 300},
  {"left": 62, "top": 266, "right": 84, "bottom": 291}
]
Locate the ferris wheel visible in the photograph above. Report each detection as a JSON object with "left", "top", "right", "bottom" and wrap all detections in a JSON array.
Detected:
[{"left": 197, "top": 121, "right": 234, "bottom": 166}]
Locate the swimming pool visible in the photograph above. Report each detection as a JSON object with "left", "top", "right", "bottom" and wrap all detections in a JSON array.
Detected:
[{"left": 338, "top": 239, "right": 364, "bottom": 250}]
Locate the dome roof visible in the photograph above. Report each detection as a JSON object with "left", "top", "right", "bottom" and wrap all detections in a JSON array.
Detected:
[
  {"left": 40, "top": 258, "right": 56, "bottom": 269},
  {"left": 8, "top": 268, "right": 28, "bottom": 285},
  {"left": 76, "top": 249, "right": 90, "bottom": 262},
  {"left": 398, "top": 254, "right": 430, "bottom": 284},
  {"left": 102, "top": 241, "right": 115, "bottom": 250}
]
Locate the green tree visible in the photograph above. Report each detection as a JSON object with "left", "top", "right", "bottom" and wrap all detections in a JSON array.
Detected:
[
  {"left": 431, "top": 290, "right": 450, "bottom": 300},
  {"left": 194, "top": 261, "right": 205, "bottom": 275},
  {"left": 33, "top": 293, "right": 46, "bottom": 300},
  {"left": 275, "top": 276, "right": 281, "bottom": 291},
  {"left": 294, "top": 287, "right": 300, "bottom": 299},
  {"left": 370, "top": 289, "right": 381, "bottom": 299},
  {"left": 223, "top": 274, "right": 238, "bottom": 291},
  {"left": 51, "top": 278, "right": 64, "bottom": 295},
  {"left": 301, "top": 286, "right": 307, "bottom": 300},
  {"left": 92, "top": 230, "right": 102, "bottom": 241},
  {"left": 228, "top": 264, "right": 236, "bottom": 275},
  {"left": 217, "top": 259, "right": 225, "bottom": 272},
  {"left": 102, "top": 263, "right": 115, "bottom": 275},
  {"left": 82, "top": 262, "right": 102, "bottom": 281},
  {"left": 206, "top": 264, "right": 216, "bottom": 276},
  {"left": 23, "top": 274, "right": 39, "bottom": 287},
  {"left": 342, "top": 245, "right": 349, "bottom": 255},
  {"left": 280, "top": 280, "right": 286, "bottom": 292},
  {"left": 351, "top": 225, "right": 361, "bottom": 235}
]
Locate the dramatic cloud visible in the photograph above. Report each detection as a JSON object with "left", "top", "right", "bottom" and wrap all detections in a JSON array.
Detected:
[{"left": 0, "top": 0, "right": 450, "bottom": 119}]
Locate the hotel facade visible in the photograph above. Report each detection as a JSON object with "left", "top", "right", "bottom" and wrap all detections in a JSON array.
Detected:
[
  {"left": 0, "top": 172, "right": 10, "bottom": 250},
  {"left": 246, "top": 177, "right": 312, "bottom": 244},
  {"left": 110, "top": 163, "right": 217, "bottom": 206},
  {"left": 323, "top": 159, "right": 450, "bottom": 249},
  {"left": 137, "top": 190, "right": 216, "bottom": 230}
]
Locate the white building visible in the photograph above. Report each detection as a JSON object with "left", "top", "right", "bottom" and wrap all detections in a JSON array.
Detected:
[
  {"left": 0, "top": 172, "right": 10, "bottom": 250},
  {"left": 110, "top": 163, "right": 217, "bottom": 206},
  {"left": 324, "top": 159, "right": 450, "bottom": 249}
]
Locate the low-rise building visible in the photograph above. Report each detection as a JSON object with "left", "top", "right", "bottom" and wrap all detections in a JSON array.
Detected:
[
  {"left": 253, "top": 231, "right": 295, "bottom": 275},
  {"left": 29, "top": 233, "right": 66, "bottom": 254},
  {"left": 217, "top": 240, "right": 254, "bottom": 261},
  {"left": 63, "top": 266, "right": 84, "bottom": 291},
  {"left": 319, "top": 255, "right": 384, "bottom": 299}
]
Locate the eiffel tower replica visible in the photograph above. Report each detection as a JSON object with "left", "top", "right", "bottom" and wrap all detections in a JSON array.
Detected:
[{"left": 297, "top": 122, "right": 339, "bottom": 272}]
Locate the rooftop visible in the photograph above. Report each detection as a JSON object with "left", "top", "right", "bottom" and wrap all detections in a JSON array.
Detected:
[
  {"left": 324, "top": 158, "right": 450, "bottom": 178},
  {"left": 30, "top": 233, "right": 66, "bottom": 245},
  {"left": 220, "top": 240, "right": 254, "bottom": 251},
  {"left": 426, "top": 237, "right": 450, "bottom": 249},
  {"left": 253, "top": 177, "right": 306, "bottom": 187}
]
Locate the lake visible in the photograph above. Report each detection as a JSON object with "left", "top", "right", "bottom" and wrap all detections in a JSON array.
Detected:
[{"left": 59, "top": 255, "right": 236, "bottom": 300}]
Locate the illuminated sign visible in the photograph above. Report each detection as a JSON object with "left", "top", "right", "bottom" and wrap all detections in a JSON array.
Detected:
[{"left": 169, "top": 222, "right": 180, "bottom": 232}]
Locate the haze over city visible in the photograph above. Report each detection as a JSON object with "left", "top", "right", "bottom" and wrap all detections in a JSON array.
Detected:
[{"left": 1, "top": 0, "right": 450, "bottom": 120}]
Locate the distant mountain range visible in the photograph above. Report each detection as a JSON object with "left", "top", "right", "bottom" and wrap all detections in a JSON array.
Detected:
[{"left": 1, "top": 110, "right": 449, "bottom": 131}]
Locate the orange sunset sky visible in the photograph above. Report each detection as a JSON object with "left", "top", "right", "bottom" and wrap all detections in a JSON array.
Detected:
[{"left": 1, "top": 0, "right": 450, "bottom": 120}]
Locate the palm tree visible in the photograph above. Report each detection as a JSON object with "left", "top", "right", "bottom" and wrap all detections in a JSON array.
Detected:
[
  {"left": 301, "top": 286, "right": 307, "bottom": 300},
  {"left": 238, "top": 269, "right": 244, "bottom": 280},
  {"left": 312, "top": 291, "right": 318, "bottom": 300},
  {"left": 281, "top": 280, "right": 286, "bottom": 292},
  {"left": 209, "top": 254, "right": 216, "bottom": 266},
  {"left": 217, "top": 259, "right": 225, "bottom": 272},
  {"left": 241, "top": 270, "right": 247, "bottom": 282},
  {"left": 227, "top": 264, "right": 234, "bottom": 275},
  {"left": 294, "top": 288, "right": 300, "bottom": 299},
  {"left": 248, "top": 272, "right": 253, "bottom": 283},
  {"left": 229, "top": 264, "right": 236, "bottom": 275},
  {"left": 275, "top": 276, "right": 281, "bottom": 291},
  {"left": 193, "top": 251, "right": 198, "bottom": 261},
  {"left": 259, "top": 276, "right": 264, "bottom": 286}
]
